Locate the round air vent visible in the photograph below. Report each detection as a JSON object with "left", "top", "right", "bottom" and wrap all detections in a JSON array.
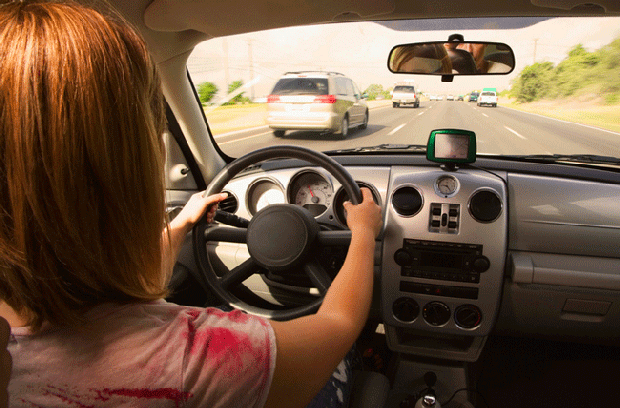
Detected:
[
  {"left": 333, "top": 182, "right": 380, "bottom": 227},
  {"left": 219, "top": 191, "right": 238, "bottom": 213},
  {"left": 469, "top": 189, "right": 502, "bottom": 223},
  {"left": 391, "top": 186, "right": 423, "bottom": 217}
]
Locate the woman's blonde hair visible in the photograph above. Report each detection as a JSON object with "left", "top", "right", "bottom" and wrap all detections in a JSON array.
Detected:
[
  {"left": 0, "top": 0, "right": 168, "bottom": 331},
  {"left": 391, "top": 43, "right": 452, "bottom": 74}
]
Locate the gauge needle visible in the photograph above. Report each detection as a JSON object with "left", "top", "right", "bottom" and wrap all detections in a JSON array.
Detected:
[{"left": 308, "top": 185, "right": 319, "bottom": 204}]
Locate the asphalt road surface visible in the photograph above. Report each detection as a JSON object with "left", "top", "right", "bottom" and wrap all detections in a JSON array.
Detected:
[{"left": 213, "top": 101, "right": 620, "bottom": 159}]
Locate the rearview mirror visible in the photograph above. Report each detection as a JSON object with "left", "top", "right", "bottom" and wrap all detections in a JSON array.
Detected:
[{"left": 388, "top": 41, "right": 515, "bottom": 75}]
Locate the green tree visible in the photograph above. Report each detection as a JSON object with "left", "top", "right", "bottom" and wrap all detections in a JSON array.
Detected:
[
  {"left": 363, "top": 84, "right": 384, "bottom": 101},
  {"left": 197, "top": 82, "right": 218, "bottom": 105},
  {"left": 515, "top": 62, "right": 554, "bottom": 102},
  {"left": 596, "top": 38, "right": 620, "bottom": 100},
  {"left": 224, "top": 80, "right": 251, "bottom": 105},
  {"left": 551, "top": 44, "right": 600, "bottom": 97}
]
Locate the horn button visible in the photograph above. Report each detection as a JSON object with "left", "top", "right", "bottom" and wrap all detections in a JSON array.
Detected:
[{"left": 247, "top": 204, "right": 320, "bottom": 271}]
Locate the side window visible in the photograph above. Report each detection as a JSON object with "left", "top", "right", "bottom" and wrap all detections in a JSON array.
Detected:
[
  {"left": 345, "top": 78, "right": 355, "bottom": 97},
  {"left": 335, "top": 77, "right": 347, "bottom": 96}
]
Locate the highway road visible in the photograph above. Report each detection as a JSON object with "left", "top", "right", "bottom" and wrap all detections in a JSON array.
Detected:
[{"left": 213, "top": 101, "right": 620, "bottom": 159}]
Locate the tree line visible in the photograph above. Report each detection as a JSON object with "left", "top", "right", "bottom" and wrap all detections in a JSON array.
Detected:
[
  {"left": 510, "top": 37, "right": 620, "bottom": 104},
  {"left": 197, "top": 80, "right": 251, "bottom": 105}
]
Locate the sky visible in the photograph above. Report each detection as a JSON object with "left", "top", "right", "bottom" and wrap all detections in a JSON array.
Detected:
[{"left": 187, "top": 17, "right": 620, "bottom": 100}]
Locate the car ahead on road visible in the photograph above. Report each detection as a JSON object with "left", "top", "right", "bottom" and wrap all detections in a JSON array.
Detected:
[
  {"left": 457, "top": 95, "right": 464, "bottom": 101},
  {"left": 468, "top": 91, "right": 480, "bottom": 102},
  {"left": 446, "top": 94, "right": 454, "bottom": 101},
  {"left": 266, "top": 71, "right": 368, "bottom": 138},
  {"left": 392, "top": 83, "right": 420, "bottom": 108},
  {"left": 478, "top": 88, "right": 498, "bottom": 107},
  {"left": 38, "top": 1, "right": 620, "bottom": 408}
]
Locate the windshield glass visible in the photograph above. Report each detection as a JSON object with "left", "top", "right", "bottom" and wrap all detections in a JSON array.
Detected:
[{"left": 188, "top": 17, "right": 620, "bottom": 160}]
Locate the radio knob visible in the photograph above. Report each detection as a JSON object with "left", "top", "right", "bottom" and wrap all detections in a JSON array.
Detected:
[
  {"left": 473, "top": 256, "right": 490, "bottom": 273},
  {"left": 394, "top": 249, "right": 413, "bottom": 266}
]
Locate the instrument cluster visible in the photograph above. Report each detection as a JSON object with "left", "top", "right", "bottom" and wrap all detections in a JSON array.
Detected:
[{"left": 239, "top": 168, "right": 380, "bottom": 228}]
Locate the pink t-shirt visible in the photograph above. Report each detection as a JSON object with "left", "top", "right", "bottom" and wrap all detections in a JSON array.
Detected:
[{"left": 7, "top": 300, "right": 276, "bottom": 407}]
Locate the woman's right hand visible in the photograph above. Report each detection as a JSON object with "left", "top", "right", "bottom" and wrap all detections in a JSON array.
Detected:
[{"left": 343, "top": 187, "right": 382, "bottom": 239}]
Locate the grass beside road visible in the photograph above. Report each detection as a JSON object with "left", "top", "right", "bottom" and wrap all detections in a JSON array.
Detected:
[
  {"left": 204, "top": 100, "right": 392, "bottom": 135},
  {"left": 500, "top": 97, "right": 620, "bottom": 134},
  {"left": 205, "top": 103, "right": 267, "bottom": 135}
]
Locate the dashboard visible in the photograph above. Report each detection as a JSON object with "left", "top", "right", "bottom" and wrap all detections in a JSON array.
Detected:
[{"left": 189, "top": 156, "right": 620, "bottom": 361}]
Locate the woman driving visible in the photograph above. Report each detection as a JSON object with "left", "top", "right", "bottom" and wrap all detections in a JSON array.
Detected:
[{"left": 0, "top": 1, "right": 382, "bottom": 407}]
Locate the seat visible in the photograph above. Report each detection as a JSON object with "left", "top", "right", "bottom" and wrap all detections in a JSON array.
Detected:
[{"left": 349, "top": 370, "right": 391, "bottom": 408}]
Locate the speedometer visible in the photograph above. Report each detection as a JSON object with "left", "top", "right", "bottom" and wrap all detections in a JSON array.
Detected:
[{"left": 288, "top": 170, "right": 333, "bottom": 217}]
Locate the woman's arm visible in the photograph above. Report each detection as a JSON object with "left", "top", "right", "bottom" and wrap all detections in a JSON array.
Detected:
[
  {"left": 162, "top": 192, "right": 228, "bottom": 271},
  {"left": 265, "top": 187, "right": 382, "bottom": 408}
]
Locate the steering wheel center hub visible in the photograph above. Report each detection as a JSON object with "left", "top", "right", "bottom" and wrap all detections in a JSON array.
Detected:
[{"left": 247, "top": 204, "right": 319, "bottom": 271}]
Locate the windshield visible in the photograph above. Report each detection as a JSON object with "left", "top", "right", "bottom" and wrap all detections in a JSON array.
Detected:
[{"left": 188, "top": 17, "right": 620, "bottom": 161}]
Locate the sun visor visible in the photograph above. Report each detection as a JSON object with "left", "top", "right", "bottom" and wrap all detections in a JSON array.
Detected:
[{"left": 144, "top": 0, "right": 395, "bottom": 35}]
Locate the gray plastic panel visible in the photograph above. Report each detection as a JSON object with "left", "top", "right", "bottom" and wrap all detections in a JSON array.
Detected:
[
  {"left": 508, "top": 173, "right": 620, "bottom": 257},
  {"left": 381, "top": 167, "right": 508, "bottom": 339},
  {"left": 510, "top": 252, "right": 620, "bottom": 290},
  {"left": 497, "top": 258, "right": 620, "bottom": 344}
]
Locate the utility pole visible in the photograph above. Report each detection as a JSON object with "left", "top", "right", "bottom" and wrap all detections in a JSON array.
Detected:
[
  {"left": 248, "top": 39, "right": 254, "bottom": 101},
  {"left": 223, "top": 38, "right": 229, "bottom": 97}
]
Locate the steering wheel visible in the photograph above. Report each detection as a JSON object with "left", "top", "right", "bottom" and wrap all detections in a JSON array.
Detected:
[{"left": 193, "top": 145, "right": 362, "bottom": 321}]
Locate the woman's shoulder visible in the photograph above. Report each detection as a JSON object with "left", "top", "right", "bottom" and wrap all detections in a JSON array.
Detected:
[{"left": 99, "top": 300, "right": 273, "bottom": 344}]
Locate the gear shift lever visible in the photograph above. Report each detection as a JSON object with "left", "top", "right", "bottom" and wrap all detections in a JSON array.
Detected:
[{"left": 414, "top": 372, "right": 441, "bottom": 408}]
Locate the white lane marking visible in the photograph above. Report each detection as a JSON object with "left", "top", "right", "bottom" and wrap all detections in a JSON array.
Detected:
[
  {"left": 218, "top": 130, "right": 273, "bottom": 144},
  {"left": 388, "top": 123, "right": 406, "bottom": 136},
  {"left": 418, "top": 111, "right": 425, "bottom": 116},
  {"left": 505, "top": 126, "right": 527, "bottom": 140},
  {"left": 502, "top": 106, "right": 620, "bottom": 136},
  {"left": 214, "top": 125, "right": 269, "bottom": 139},
  {"left": 481, "top": 113, "right": 489, "bottom": 118}
]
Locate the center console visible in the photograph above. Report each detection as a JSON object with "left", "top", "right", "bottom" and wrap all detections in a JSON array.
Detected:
[{"left": 381, "top": 166, "right": 507, "bottom": 361}]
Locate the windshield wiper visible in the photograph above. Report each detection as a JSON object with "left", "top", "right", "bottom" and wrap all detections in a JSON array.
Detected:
[
  {"left": 506, "top": 154, "right": 620, "bottom": 165},
  {"left": 325, "top": 144, "right": 426, "bottom": 154}
]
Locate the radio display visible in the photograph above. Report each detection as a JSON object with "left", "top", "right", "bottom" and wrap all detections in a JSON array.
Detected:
[{"left": 420, "top": 252, "right": 463, "bottom": 269}]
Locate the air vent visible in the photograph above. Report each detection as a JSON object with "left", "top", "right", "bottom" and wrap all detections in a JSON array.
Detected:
[
  {"left": 219, "top": 191, "right": 238, "bottom": 213},
  {"left": 391, "top": 186, "right": 423, "bottom": 217},
  {"left": 469, "top": 190, "right": 502, "bottom": 223}
]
